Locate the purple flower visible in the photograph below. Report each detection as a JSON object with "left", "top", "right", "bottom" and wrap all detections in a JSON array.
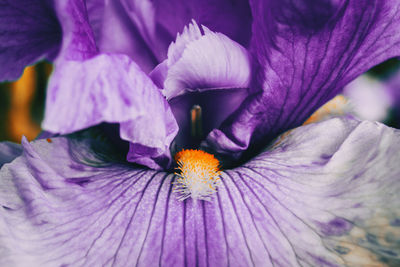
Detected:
[{"left": 1, "top": 0, "right": 400, "bottom": 265}]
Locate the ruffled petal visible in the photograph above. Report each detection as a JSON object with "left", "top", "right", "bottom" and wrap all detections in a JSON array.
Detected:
[
  {"left": 0, "top": 0, "right": 62, "bottom": 81},
  {"left": 157, "top": 21, "right": 251, "bottom": 100},
  {"left": 0, "top": 141, "right": 22, "bottom": 168},
  {"left": 205, "top": 0, "right": 400, "bottom": 158},
  {"left": 44, "top": 0, "right": 178, "bottom": 169},
  {"left": 98, "top": 0, "right": 162, "bottom": 73},
  {"left": 1, "top": 117, "right": 399, "bottom": 266},
  {"left": 230, "top": 117, "right": 400, "bottom": 265}
]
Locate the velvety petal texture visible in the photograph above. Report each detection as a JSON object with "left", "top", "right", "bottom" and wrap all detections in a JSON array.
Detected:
[
  {"left": 153, "top": 0, "right": 253, "bottom": 47},
  {"left": 43, "top": 0, "right": 178, "bottom": 169},
  {"left": 1, "top": 117, "right": 399, "bottom": 266},
  {"left": 205, "top": 0, "right": 400, "bottom": 158},
  {"left": 0, "top": 0, "right": 61, "bottom": 81}
]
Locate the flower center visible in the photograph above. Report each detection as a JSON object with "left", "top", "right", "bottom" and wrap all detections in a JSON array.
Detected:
[{"left": 173, "top": 149, "right": 221, "bottom": 201}]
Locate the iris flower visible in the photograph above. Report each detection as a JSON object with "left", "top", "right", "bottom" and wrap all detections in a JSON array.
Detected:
[{"left": 1, "top": 0, "right": 400, "bottom": 266}]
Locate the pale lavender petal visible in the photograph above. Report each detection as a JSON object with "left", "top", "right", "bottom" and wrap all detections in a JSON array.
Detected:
[
  {"left": 0, "top": 142, "right": 22, "bottom": 167},
  {"left": 44, "top": 53, "right": 178, "bottom": 169},
  {"left": 44, "top": 0, "right": 178, "bottom": 169},
  {"left": 159, "top": 21, "right": 251, "bottom": 100},
  {"left": 1, "top": 118, "right": 399, "bottom": 266},
  {"left": 229, "top": 117, "right": 400, "bottom": 265},
  {"left": 205, "top": 0, "right": 400, "bottom": 158},
  {"left": 0, "top": 0, "right": 61, "bottom": 81}
]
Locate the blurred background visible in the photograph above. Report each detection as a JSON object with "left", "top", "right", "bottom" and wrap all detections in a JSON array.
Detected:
[
  {"left": 0, "top": 59, "right": 399, "bottom": 143},
  {"left": 0, "top": 62, "right": 52, "bottom": 142}
]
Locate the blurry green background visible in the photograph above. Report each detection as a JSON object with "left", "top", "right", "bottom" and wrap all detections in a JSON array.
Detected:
[{"left": 0, "top": 59, "right": 399, "bottom": 143}]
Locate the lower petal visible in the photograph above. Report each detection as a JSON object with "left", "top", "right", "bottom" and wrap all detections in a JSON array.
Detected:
[{"left": 0, "top": 118, "right": 399, "bottom": 266}]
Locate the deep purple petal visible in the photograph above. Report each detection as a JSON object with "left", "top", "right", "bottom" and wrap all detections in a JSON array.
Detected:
[
  {"left": 205, "top": 0, "right": 400, "bottom": 158},
  {"left": 0, "top": 142, "right": 22, "bottom": 168},
  {"left": 154, "top": 0, "right": 253, "bottom": 47},
  {"left": 0, "top": 0, "right": 61, "bottom": 81},
  {"left": 85, "top": 0, "right": 105, "bottom": 44},
  {"left": 1, "top": 118, "right": 399, "bottom": 266},
  {"left": 44, "top": 0, "right": 178, "bottom": 169}
]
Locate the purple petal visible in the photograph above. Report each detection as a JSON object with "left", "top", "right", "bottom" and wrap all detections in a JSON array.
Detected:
[
  {"left": 1, "top": 117, "right": 399, "bottom": 265},
  {"left": 85, "top": 0, "right": 105, "bottom": 44},
  {"left": 98, "top": 0, "right": 162, "bottom": 73},
  {"left": 0, "top": 142, "right": 22, "bottom": 167},
  {"left": 95, "top": 0, "right": 253, "bottom": 72},
  {"left": 44, "top": 0, "right": 178, "bottom": 169},
  {"left": 205, "top": 0, "right": 400, "bottom": 158},
  {"left": 149, "top": 21, "right": 251, "bottom": 150},
  {"left": 0, "top": 0, "right": 61, "bottom": 81},
  {"left": 154, "top": 0, "right": 253, "bottom": 47},
  {"left": 44, "top": 53, "right": 178, "bottom": 169}
]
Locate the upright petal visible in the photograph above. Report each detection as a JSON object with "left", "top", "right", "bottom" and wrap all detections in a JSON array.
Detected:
[
  {"left": 1, "top": 117, "right": 399, "bottom": 266},
  {"left": 97, "top": 0, "right": 253, "bottom": 72},
  {"left": 0, "top": 0, "right": 62, "bottom": 81},
  {"left": 153, "top": 0, "right": 253, "bottom": 47},
  {"left": 205, "top": 0, "right": 400, "bottom": 159},
  {"left": 98, "top": 0, "right": 161, "bottom": 73},
  {"left": 227, "top": 117, "right": 400, "bottom": 265},
  {"left": 157, "top": 21, "right": 251, "bottom": 100},
  {"left": 44, "top": 0, "right": 178, "bottom": 169},
  {"left": 150, "top": 21, "right": 251, "bottom": 150}
]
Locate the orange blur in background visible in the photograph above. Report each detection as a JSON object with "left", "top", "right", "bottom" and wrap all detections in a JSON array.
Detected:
[{"left": 0, "top": 62, "right": 52, "bottom": 142}]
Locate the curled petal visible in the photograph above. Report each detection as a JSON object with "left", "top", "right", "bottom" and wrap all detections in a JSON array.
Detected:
[
  {"left": 206, "top": 0, "right": 400, "bottom": 158},
  {"left": 44, "top": 0, "right": 178, "bottom": 169},
  {"left": 0, "top": 0, "right": 61, "bottom": 81},
  {"left": 0, "top": 118, "right": 399, "bottom": 266},
  {"left": 159, "top": 21, "right": 251, "bottom": 100}
]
